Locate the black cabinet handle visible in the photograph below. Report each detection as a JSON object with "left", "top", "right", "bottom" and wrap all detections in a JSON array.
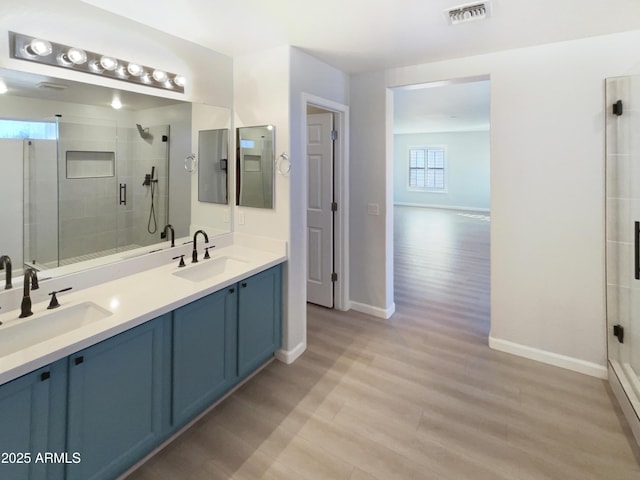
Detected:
[
  {"left": 241, "top": 282, "right": 247, "bottom": 288},
  {"left": 75, "top": 356, "right": 84, "bottom": 365},
  {"left": 633, "top": 222, "right": 640, "bottom": 280},
  {"left": 229, "top": 287, "right": 235, "bottom": 293},
  {"left": 40, "top": 371, "right": 50, "bottom": 381}
]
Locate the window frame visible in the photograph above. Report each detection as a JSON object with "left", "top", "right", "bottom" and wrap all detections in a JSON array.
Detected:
[{"left": 407, "top": 145, "right": 447, "bottom": 193}]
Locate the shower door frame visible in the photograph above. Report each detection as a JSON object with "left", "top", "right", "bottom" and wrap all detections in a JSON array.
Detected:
[{"left": 606, "top": 75, "right": 640, "bottom": 448}]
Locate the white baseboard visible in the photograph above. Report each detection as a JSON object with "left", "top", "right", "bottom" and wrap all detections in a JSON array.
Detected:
[
  {"left": 394, "top": 202, "right": 490, "bottom": 213},
  {"left": 275, "top": 341, "right": 306, "bottom": 364},
  {"left": 350, "top": 301, "right": 396, "bottom": 319},
  {"left": 489, "top": 336, "right": 607, "bottom": 379}
]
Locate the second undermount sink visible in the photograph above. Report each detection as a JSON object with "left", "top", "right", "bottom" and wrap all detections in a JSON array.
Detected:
[
  {"left": 172, "top": 256, "right": 248, "bottom": 283},
  {"left": 0, "top": 302, "right": 112, "bottom": 357}
]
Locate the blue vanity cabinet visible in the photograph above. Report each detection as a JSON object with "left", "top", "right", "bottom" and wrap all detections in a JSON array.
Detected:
[
  {"left": 65, "top": 314, "right": 171, "bottom": 480},
  {"left": 0, "top": 359, "right": 67, "bottom": 480},
  {"left": 172, "top": 286, "right": 238, "bottom": 429},
  {"left": 237, "top": 265, "right": 282, "bottom": 379}
]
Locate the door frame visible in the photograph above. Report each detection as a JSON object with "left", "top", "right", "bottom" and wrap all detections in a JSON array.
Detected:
[{"left": 301, "top": 93, "right": 349, "bottom": 311}]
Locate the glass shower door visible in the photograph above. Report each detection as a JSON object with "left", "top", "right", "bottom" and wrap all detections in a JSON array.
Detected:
[
  {"left": 57, "top": 116, "right": 118, "bottom": 265},
  {"left": 606, "top": 75, "right": 640, "bottom": 426}
]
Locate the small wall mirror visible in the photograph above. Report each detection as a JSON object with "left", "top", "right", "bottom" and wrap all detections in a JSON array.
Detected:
[
  {"left": 198, "top": 129, "right": 228, "bottom": 204},
  {"left": 236, "top": 125, "right": 275, "bottom": 209}
]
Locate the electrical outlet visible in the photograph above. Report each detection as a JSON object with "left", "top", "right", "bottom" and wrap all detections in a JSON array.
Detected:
[
  {"left": 367, "top": 203, "right": 380, "bottom": 216},
  {"left": 238, "top": 211, "right": 245, "bottom": 225},
  {"left": 223, "top": 210, "right": 230, "bottom": 223}
]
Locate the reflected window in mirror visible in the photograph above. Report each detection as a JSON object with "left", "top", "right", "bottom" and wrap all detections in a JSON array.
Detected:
[{"left": 236, "top": 125, "right": 275, "bottom": 209}]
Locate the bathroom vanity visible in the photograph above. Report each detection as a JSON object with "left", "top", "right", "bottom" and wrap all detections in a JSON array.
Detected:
[{"left": 0, "top": 241, "right": 285, "bottom": 480}]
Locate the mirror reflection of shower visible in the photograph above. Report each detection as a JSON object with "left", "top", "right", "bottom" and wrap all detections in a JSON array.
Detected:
[{"left": 22, "top": 117, "right": 169, "bottom": 269}]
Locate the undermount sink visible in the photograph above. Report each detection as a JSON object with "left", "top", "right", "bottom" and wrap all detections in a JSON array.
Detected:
[
  {"left": 0, "top": 302, "right": 112, "bottom": 357},
  {"left": 172, "top": 256, "right": 248, "bottom": 283}
]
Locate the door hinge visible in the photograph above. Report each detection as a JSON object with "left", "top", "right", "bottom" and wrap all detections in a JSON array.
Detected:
[
  {"left": 330, "top": 129, "right": 337, "bottom": 141},
  {"left": 331, "top": 272, "right": 337, "bottom": 282},
  {"left": 613, "top": 100, "right": 623, "bottom": 116},
  {"left": 331, "top": 202, "right": 338, "bottom": 212},
  {"left": 613, "top": 324, "right": 625, "bottom": 343}
]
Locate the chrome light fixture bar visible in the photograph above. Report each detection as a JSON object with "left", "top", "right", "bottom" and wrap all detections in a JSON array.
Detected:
[{"left": 9, "top": 32, "right": 185, "bottom": 93}]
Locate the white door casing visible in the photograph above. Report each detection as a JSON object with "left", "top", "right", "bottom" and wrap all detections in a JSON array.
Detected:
[{"left": 307, "top": 112, "right": 334, "bottom": 307}]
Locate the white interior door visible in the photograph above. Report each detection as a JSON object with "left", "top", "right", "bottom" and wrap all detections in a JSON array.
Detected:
[{"left": 307, "top": 112, "right": 334, "bottom": 307}]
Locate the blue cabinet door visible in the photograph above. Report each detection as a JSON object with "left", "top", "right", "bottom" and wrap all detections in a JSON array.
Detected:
[
  {"left": 172, "top": 286, "right": 237, "bottom": 429},
  {"left": 237, "top": 265, "right": 282, "bottom": 378},
  {"left": 65, "top": 314, "right": 171, "bottom": 480},
  {"left": 0, "top": 359, "right": 67, "bottom": 480}
]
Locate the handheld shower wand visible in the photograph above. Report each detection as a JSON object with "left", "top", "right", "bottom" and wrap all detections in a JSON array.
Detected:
[{"left": 145, "top": 166, "right": 158, "bottom": 234}]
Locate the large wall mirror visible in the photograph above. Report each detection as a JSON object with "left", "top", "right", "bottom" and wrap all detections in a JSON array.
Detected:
[
  {"left": 0, "top": 68, "right": 231, "bottom": 279},
  {"left": 236, "top": 125, "right": 275, "bottom": 209}
]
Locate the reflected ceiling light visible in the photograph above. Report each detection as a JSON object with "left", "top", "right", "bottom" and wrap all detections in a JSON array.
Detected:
[
  {"left": 25, "top": 38, "right": 52, "bottom": 57},
  {"left": 152, "top": 69, "right": 168, "bottom": 83},
  {"left": 9, "top": 32, "right": 186, "bottom": 94},
  {"left": 0, "top": 82, "right": 7, "bottom": 94},
  {"left": 111, "top": 98, "right": 122, "bottom": 109}
]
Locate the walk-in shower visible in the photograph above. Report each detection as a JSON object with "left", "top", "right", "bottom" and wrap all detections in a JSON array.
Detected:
[
  {"left": 605, "top": 74, "right": 640, "bottom": 447},
  {"left": 22, "top": 117, "right": 169, "bottom": 270}
]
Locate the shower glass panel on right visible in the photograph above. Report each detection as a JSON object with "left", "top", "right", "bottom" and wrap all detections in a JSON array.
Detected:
[{"left": 606, "top": 75, "right": 640, "bottom": 438}]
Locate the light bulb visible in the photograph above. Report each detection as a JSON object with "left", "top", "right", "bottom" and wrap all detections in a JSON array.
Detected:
[
  {"left": 27, "top": 38, "right": 52, "bottom": 57},
  {"left": 127, "top": 63, "right": 143, "bottom": 77},
  {"left": 152, "top": 69, "right": 167, "bottom": 83},
  {"left": 173, "top": 75, "right": 186, "bottom": 87},
  {"left": 67, "top": 48, "right": 87, "bottom": 65},
  {"left": 100, "top": 55, "right": 118, "bottom": 71}
]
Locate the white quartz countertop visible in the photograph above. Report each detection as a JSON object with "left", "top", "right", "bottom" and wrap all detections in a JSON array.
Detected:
[{"left": 0, "top": 243, "right": 286, "bottom": 385}]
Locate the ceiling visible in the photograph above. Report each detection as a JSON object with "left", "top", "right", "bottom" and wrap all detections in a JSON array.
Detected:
[
  {"left": 393, "top": 79, "right": 490, "bottom": 134},
  {"left": 79, "top": 0, "right": 640, "bottom": 74}
]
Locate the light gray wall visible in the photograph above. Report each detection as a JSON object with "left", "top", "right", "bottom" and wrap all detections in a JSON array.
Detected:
[
  {"left": 351, "top": 29, "right": 640, "bottom": 371},
  {"left": 393, "top": 131, "right": 490, "bottom": 211},
  {"left": 289, "top": 47, "right": 350, "bottom": 355}
]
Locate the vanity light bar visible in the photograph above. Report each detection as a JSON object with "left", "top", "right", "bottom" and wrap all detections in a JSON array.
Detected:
[{"left": 9, "top": 32, "right": 185, "bottom": 94}]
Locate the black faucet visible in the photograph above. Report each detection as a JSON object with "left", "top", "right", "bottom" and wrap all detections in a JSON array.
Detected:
[
  {"left": 0, "top": 255, "right": 12, "bottom": 290},
  {"left": 162, "top": 224, "right": 175, "bottom": 247},
  {"left": 192, "top": 230, "right": 209, "bottom": 263},
  {"left": 19, "top": 268, "right": 39, "bottom": 318}
]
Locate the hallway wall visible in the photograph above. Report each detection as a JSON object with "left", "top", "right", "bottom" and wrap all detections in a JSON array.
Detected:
[{"left": 350, "top": 29, "right": 640, "bottom": 375}]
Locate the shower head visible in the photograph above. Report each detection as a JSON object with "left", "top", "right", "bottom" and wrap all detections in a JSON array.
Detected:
[{"left": 136, "top": 123, "right": 150, "bottom": 139}]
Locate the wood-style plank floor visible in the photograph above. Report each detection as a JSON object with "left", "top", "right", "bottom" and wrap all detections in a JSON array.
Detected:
[{"left": 126, "top": 206, "right": 640, "bottom": 479}]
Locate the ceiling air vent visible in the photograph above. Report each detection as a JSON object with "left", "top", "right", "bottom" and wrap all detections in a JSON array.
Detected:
[{"left": 446, "top": 1, "right": 491, "bottom": 25}]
